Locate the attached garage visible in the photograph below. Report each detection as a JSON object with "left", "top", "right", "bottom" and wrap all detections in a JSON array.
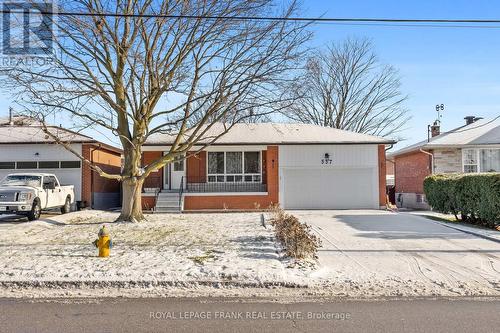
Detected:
[{"left": 279, "top": 144, "right": 381, "bottom": 210}]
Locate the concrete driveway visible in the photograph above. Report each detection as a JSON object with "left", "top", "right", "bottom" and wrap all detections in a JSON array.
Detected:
[{"left": 290, "top": 210, "right": 500, "bottom": 297}]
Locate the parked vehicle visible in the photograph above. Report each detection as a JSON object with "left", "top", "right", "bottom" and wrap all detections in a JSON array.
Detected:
[{"left": 0, "top": 173, "right": 75, "bottom": 220}]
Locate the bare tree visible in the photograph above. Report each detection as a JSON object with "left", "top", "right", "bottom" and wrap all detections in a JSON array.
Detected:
[
  {"left": 0, "top": 0, "right": 308, "bottom": 222},
  {"left": 283, "top": 38, "right": 409, "bottom": 137}
]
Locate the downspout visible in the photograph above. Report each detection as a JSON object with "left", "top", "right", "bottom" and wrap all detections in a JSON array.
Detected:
[{"left": 419, "top": 149, "right": 434, "bottom": 174}]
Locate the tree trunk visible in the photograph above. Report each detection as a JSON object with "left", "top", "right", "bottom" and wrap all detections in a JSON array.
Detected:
[{"left": 118, "top": 177, "right": 145, "bottom": 222}]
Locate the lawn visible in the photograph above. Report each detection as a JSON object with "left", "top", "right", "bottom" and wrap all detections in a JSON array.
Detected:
[{"left": 0, "top": 211, "right": 310, "bottom": 296}]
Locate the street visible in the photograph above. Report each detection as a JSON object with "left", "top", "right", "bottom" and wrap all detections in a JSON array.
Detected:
[{"left": 0, "top": 297, "right": 498, "bottom": 332}]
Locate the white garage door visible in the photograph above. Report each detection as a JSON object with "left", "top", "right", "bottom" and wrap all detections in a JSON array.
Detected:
[
  {"left": 0, "top": 169, "right": 82, "bottom": 201},
  {"left": 282, "top": 168, "right": 378, "bottom": 209}
]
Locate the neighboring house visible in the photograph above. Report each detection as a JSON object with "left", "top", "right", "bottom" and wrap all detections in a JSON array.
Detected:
[
  {"left": 0, "top": 116, "right": 122, "bottom": 209},
  {"left": 390, "top": 116, "right": 500, "bottom": 209},
  {"left": 141, "top": 123, "right": 394, "bottom": 212}
]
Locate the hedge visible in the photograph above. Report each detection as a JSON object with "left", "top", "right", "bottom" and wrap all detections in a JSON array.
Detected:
[{"left": 423, "top": 173, "right": 500, "bottom": 227}]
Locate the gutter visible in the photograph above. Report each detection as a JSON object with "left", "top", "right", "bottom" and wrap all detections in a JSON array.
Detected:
[{"left": 419, "top": 149, "right": 434, "bottom": 174}]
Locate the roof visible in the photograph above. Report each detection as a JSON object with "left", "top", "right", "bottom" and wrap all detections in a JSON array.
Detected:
[
  {"left": 0, "top": 125, "right": 95, "bottom": 144},
  {"left": 390, "top": 117, "right": 500, "bottom": 157},
  {"left": 0, "top": 124, "right": 122, "bottom": 154},
  {"left": 145, "top": 123, "right": 395, "bottom": 146}
]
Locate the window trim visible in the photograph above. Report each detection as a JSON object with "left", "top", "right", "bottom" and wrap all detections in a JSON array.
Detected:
[
  {"left": 207, "top": 151, "right": 262, "bottom": 183},
  {"left": 0, "top": 162, "right": 16, "bottom": 169},
  {"left": 60, "top": 161, "right": 81, "bottom": 169},
  {"left": 38, "top": 161, "right": 61, "bottom": 169},
  {"left": 16, "top": 161, "right": 38, "bottom": 169},
  {"left": 479, "top": 148, "right": 500, "bottom": 172},
  {"left": 462, "top": 148, "right": 500, "bottom": 173}
]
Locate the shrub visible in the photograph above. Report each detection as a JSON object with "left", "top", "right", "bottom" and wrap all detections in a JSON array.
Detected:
[
  {"left": 270, "top": 206, "right": 321, "bottom": 259},
  {"left": 423, "top": 173, "right": 500, "bottom": 228}
]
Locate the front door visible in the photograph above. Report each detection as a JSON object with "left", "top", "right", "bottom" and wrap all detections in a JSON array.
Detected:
[{"left": 170, "top": 155, "right": 185, "bottom": 190}]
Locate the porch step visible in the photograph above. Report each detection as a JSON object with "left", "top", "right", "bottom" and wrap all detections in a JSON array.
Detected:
[
  {"left": 155, "top": 207, "right": 182, "bottom": 213},
  {"left": 155, "top": 192, "right": 182, "bottom": 213}
]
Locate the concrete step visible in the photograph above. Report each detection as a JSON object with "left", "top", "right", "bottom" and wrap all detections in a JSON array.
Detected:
[
  {"left": 156, "top": 198, "right": 179, "bottom": 204},
  {"left": 156, "top": 205, "right": 179, "bottom": 210},
  {"left": 155, "top": 207, "right": 181, "bottom": 213}
]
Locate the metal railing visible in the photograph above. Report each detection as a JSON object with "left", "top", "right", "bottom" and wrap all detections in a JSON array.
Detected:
[
  {"left": 186, "top": 176, "right": 267, "bottom": 193},
  {"left": 143, "top": 174, "right": 161, "bottom": 192},
  {"left": 178, "top": 176, "right": 184, "bottom": 211}
]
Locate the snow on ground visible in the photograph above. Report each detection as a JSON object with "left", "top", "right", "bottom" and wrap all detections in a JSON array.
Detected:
[
  {"left": 0, "top": 211, "right": 310, "bottom": 290},
  {"left": 293, "top": 210, "right": 500, "bottom": 298},
  {"left": 0, "top": 210, "right": 499, "bottom": 299}
]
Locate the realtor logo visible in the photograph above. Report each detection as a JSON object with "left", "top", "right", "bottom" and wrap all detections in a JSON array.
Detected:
[{"left": 2, "top": 1, "right": 55, "bottom": 55}]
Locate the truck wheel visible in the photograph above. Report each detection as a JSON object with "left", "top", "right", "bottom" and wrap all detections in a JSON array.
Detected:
[
  {"left": 27, "top": 200, "right": 41, "bottom": 221},
  {"left": 61, "top": 197, "right": 71, "bottom": 214}
]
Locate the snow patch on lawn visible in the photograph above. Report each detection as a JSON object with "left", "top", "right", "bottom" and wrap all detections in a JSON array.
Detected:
[{"left": 0, "top": 211, "right": 313, "bottom": 296}]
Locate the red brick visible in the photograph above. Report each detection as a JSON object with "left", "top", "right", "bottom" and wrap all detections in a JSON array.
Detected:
[{"left": 394, "top": 151, "right": 431, "bottom": 194}]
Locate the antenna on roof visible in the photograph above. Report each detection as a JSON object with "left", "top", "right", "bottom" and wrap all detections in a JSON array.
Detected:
[
  {"left": 428, "top": 104, "right": 444, "bottom": 142},
  {"left": 8, "top": 107, "right": 13, "bottom": 126},
  {"left": 435, "top": 104, "right": 444, "bottom": 124}
]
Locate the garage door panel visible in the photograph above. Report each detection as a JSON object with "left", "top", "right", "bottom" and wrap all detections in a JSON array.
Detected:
[{"left": 282, "top": 168, "right": 377, "bottom": 209}]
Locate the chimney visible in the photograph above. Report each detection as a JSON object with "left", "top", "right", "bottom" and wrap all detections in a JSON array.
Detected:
[
  {"left": 464, "top": 116, "right": 478, "bottom": 125},
  {"left": 430, "top": 120, "right": 440, "bottom": 138}
]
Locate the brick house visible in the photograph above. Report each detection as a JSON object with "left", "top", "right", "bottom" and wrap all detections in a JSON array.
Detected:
[
  {"left": 141, "top": 123, "right": 394, "bottom": 212},
  {"left": 390, "top": 116, "right": 500, "bottom": 209},
  {"left": 0, "top": 116, "right": 122, "bottom": 209}
]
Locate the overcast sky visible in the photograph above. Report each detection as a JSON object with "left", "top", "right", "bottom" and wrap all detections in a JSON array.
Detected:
[{"left": 0, "top": 0, "right": 499, "bottom": 150}]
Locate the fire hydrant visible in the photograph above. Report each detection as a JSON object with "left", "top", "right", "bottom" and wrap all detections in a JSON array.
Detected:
[{"left": 93, "top": 225, "right": 112, "bottom": 257}]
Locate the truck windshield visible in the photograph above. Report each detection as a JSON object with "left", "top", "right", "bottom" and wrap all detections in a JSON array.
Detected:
[{"left": 0, "top": 175, "right": 42, "bottom": 187}]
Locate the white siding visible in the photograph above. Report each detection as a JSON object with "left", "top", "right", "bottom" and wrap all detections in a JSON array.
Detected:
[
  {"left": 279, "top": 145, "right": 379, "bottom": 209},
  {"left": 0, "top": 144, "right": 83, "bottom": 200}
]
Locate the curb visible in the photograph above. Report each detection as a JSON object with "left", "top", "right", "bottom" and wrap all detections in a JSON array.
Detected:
[
  {"left": 433, "top": 221, "right": 500, "bottom": 244},
  {"left": 0, "top": 280, "right": 310, "bottom": 290}
]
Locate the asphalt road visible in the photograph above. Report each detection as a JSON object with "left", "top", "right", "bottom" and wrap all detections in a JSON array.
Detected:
[{"left": 0, "top": 297, "right": 498, "bottom": 332}]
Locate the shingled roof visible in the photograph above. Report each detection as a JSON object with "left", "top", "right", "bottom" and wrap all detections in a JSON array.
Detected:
[
  {"left": 145, "top": 122, "right": 395, "bottom": 146},
  {"left": 391, "top": 117, "right": 500, "bottom": 157}
]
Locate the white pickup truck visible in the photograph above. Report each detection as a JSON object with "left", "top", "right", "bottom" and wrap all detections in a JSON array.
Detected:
[{"left": 0, "top": 173, "right": 75, "bottom": 221}]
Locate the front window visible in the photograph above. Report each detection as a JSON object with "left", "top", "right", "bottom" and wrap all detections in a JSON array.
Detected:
[
  {"left": 462, "top": 148, "right": 500, "bottom": 173},
  {"left": 480, "top": 149, "right": 500, "bottom": 172},
  {"left": 0, "top": 175, "right": 42, "bottom": 187},
  {"left": 462, "top": 149, "right": 478, "bottom": 173},
  {"left": 208, "top": 151, "right": 261, "bottom": 183}
]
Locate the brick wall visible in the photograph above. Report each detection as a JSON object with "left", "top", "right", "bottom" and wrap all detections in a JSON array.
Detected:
[
  {"left": 142, "top": 151, "right": 163, "bottom": 189},
  {"left": 82, "top": 144, "right": 122, "bottom": 209},
  {"left": 394, "top": 151, "right": 431, "bottom": 194},
  {"left": 183, "top": 145, "right": 279, "bottom": 210},
  {"left": 386, "top": 158, "right": 395, "bottom": 175},
  {"left": 186, "top": 151, "right": 206, "bottom": 183},
  {"left": 81, "top": 145, "right": 92, "bottom": 206}
]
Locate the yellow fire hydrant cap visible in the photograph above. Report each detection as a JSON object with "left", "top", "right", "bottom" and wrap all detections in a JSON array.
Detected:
[{"left": 98, "top": 225, "right": 109, "bottom": 237}]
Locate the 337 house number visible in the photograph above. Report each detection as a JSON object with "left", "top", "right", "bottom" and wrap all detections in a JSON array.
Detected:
[{"left": 321, "top": 153, "right": 333, "bottom": 164}]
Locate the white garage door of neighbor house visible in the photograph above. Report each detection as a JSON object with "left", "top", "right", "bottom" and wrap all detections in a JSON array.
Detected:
[
  {"left": 282, "top": 168, "right": 377, "bottom": 209},
  {"left": 0, "top": 169, "right": 82, "bottom": 201}
]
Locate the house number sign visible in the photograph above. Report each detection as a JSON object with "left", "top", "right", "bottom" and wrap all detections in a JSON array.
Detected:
[{"left": 321, "top": 153, "right": 333, "bottom": 165}]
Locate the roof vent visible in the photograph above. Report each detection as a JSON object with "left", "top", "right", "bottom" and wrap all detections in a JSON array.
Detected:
[{"left": 464, "top": 116, "right": 481, "bottom": 125}]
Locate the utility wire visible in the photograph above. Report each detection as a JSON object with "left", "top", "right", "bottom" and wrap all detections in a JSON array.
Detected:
[{"left": 3, "top": 9, "right": 500, "bottom": 25}]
